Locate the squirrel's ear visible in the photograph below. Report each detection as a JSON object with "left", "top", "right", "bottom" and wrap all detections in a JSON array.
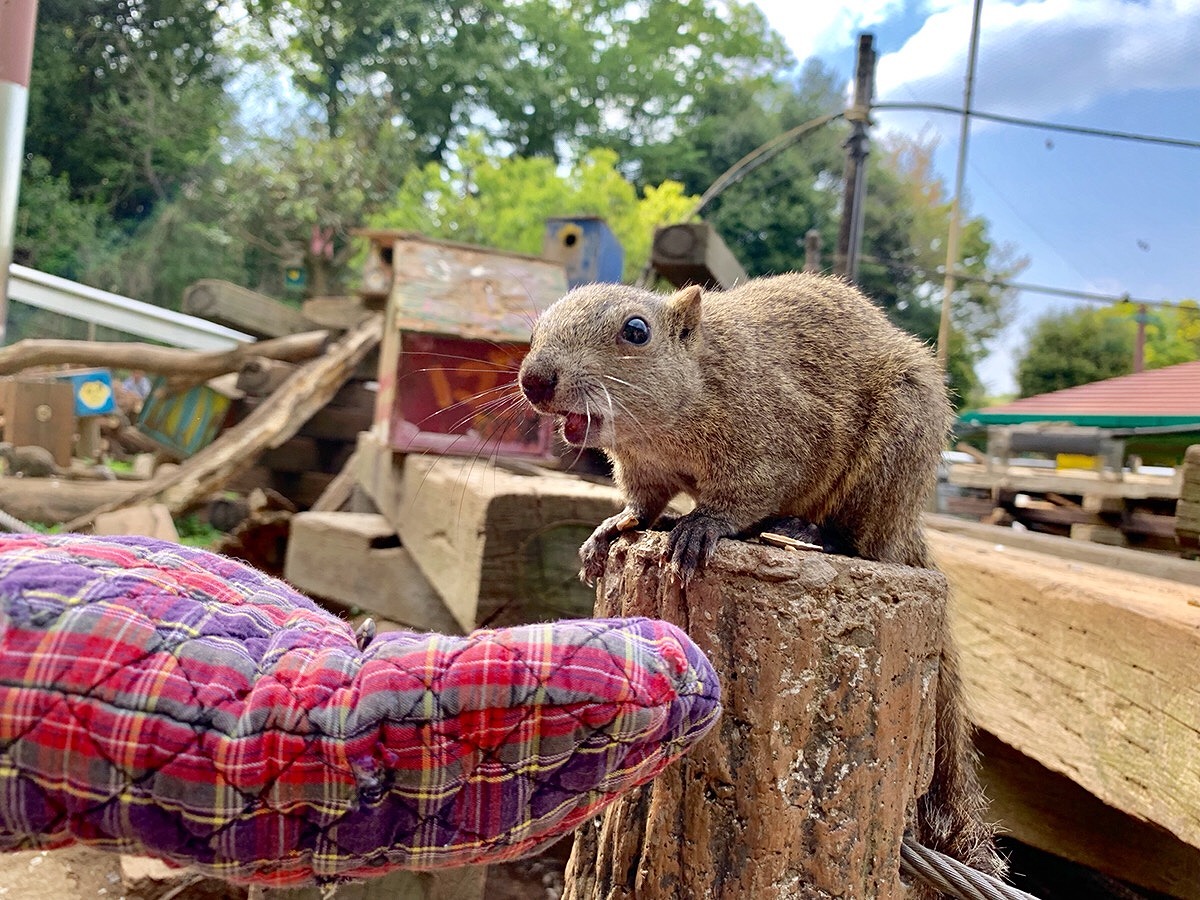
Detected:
[{"left": 666, "top": 285, "right": 702, "bottom": 335}]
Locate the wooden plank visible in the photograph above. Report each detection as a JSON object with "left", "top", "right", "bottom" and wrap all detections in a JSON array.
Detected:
[
  {"left": 285, "top": 511, "right": 460, "bottom": 633},
  {"left": 949, "top": 461, "right": 1180, "bottom": 500},
  {"left": 926, "top": 513, "right": 1200, "bottom": 586},
  {"left": 930, "top": 528, "right": 1200, "bottom": 850},
  {"left": 384, "top": 232, "right": 566, "bottom": 343},
  {"left": 976, "top": 730, "right": 1200, "bottom": 899},
  {"left": 650, "top": 222, "right": 748, "bottom": 289},
  {"left": 182, "top": 280, "right": 311, "bottom": 339},
  {"left": 354, "top": 431, "right": 621, "bottom": 631}
]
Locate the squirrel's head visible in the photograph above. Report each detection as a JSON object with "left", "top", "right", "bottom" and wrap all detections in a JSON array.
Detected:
[{"left": 519, "top": 283, "right": 705, "bottom": 450}]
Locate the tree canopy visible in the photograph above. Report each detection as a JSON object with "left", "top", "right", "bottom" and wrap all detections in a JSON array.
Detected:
[{"left": 17, "top": 0, "right": 1036, "bottom": 398}]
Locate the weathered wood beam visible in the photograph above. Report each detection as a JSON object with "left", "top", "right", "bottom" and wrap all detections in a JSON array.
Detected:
[
  {"left": 0, "top": 331, "right": 330, "bottom": 379},
  {"left": 0, "top": 478, "right": 143, "bottom": 525},
  {"left": 63, "top": 316, "right": 382, "bottom": 531},
  {"left": 926, "top": 513, "right": 1200, "bottom": 587},
  {"left": 931, "top": 528, "right": 1200, "bottom": 851},
  {"left": 354, "top": 431, "right": 620, "bottom": 631},
  {"left": 977, "top": 730, "right": 1200, "bottom": 899},
  {"left": 182, "top": 280, "right": 312, "bottom": 339}
]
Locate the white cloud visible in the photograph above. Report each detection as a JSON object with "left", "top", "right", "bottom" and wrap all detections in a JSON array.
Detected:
[
  {"left": 752, "top": 0, "right": 906, "bottom": 64},
  {"left": 876, "top": 0, "right": 1200, "bottom": 119}
]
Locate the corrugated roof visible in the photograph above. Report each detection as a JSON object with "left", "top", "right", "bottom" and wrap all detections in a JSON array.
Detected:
[{"left": 962, "top": 360, "right": 1200, "bottom": 427}]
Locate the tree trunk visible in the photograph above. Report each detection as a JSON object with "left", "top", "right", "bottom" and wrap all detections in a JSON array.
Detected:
[{"left": 562, "top": 531, "right": 946, "bottom": 900}]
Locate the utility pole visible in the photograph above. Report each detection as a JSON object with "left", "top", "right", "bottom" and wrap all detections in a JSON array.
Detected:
[
  {"left": 936, "top": 0, "right": 984, "bottom": 369},
  {"left": 1133, "top": 303, "right": 1148, "bottom": 372},
  {"left": 0, "top": 0, "right": 40, "bottom": 344},
  {"left": 834, "top": 34, "right": 875, "bottom": 282}
]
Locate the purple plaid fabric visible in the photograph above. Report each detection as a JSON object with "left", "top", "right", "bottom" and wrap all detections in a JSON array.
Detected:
[{"left": 0, "top": 534, "right": 720, "bottom": 886}]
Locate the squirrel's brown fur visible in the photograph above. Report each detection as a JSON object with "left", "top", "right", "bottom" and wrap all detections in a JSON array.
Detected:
[{"left": 519, "top": 272, "right": 1002, "bottom": 877}]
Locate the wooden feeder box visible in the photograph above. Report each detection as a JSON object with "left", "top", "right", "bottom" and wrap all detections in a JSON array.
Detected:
[
  {"left": 359, "top": 230, "right": 568, "bottom": 460},
  {"left": 137, "top": 374, "right": 242, "bottom": 459},
  {"left": 0, "top": 377, "right": 76, "bottom": 466}
]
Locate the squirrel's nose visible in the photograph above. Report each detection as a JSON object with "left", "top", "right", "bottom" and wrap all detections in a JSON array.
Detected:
[{"left": 519, "top": 367, "right": 558, "bottom": 407}]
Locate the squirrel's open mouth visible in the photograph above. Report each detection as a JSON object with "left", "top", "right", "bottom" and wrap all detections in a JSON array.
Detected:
[{"left": 559, "top": 411, "right": 600, "bottom": 446}]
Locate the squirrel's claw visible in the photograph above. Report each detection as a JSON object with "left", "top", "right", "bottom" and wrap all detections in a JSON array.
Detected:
[
  {"left": 666, "top": 511, "right": 735, "bottom": 581},
  {"left": 579, "top": 510, "right": 640, "bottom": 585}
]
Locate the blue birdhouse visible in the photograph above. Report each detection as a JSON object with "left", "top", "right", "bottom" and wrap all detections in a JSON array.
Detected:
[{"left": 542, "top": 217, "right": 625, "bottom": 287}]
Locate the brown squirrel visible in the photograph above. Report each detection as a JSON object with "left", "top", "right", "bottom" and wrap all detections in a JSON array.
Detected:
[
  {"left": 518, "top": 272, "right": 1002, "bottom": 878},
  {"left": 0, "top": 442, "right": 63, "bottom": 478}
]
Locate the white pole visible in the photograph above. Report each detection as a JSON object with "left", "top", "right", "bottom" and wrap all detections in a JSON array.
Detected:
[
  {"left": 0, "top": 0, "right": 39, "bottom": 345},
  {"left": 936, "top": 0, "right": 984, "bottom": 369}
]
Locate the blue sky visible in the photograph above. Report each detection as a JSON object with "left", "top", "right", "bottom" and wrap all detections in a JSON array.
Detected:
[{"left": 752, "top": 0, "right": 1200, "bottom": 396}]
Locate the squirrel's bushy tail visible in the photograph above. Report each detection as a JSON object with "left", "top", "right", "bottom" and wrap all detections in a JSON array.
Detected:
[{"left": 907, "top": 540, "right": 1004, "bottom": 883}]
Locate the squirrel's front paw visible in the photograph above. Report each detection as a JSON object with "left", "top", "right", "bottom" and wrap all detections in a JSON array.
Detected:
[
  {"left": 578, "top": 511, "right": 640, "bottom": 585},
  {"left": 666, "top": 511, "right": 736, "bottom": 582}
]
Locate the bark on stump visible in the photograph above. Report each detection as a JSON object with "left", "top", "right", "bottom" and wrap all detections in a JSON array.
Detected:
[{"left": 562, "top": 531, "right": 946, "bottom": 900}]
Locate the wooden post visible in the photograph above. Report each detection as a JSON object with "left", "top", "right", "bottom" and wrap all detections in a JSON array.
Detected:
[
  {"left": 562, "top": 531, "right": 945, "bottom": 900},
  {"left": 834, "top": 34, "right": 875, "bottom": 281},
  {"left": 803, "top": 228, "right": 822, "bottom": 273}
]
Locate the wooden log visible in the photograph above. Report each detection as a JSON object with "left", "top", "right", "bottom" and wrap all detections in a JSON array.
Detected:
[
  {"left": 0, "top": 331, "right": 330, "bottom": 380},
  {"left": 302, "top": 295, "right": 373, "bottom": 331},
  {"left": 0, "top": 478, "right": 142, "bottom": 524},
  {"left": 62, "top": 315, "right": 382, "bottom": 531},
  {"left": 182, "top": 279, "right": 311, "bottom": 338},
  {"left": 285, "top": 511, "right": 460, "bottom": 633},
  {"left": 931, "top": 529, "right": 1200, "bottom": 851},
  {"left": 236, "top": 358, "right": 297, "bottom": 397},
  {"left": 562, "top": 532, "right": 945, "bottom": 900},
  {"left": 354, "top": 431, "right": 621, "bottom": 631}
]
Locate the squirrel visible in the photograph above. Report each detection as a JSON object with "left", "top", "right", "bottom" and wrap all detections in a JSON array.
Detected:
[
  {"left": 518, "top": 272, "right": 1002, "bottom": 878},
  {"left": 0, "top": 442, "right": 63, "bottom": 478}
]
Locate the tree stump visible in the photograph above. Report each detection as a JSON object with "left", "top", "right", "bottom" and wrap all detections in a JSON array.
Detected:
[{"left": 562, "top": 531, "right": 947, "bottom": 900}]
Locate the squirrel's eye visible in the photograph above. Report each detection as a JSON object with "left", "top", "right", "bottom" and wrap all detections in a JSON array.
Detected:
[{"left": 621, "top": 317, "right": 651, "bottom": 345}]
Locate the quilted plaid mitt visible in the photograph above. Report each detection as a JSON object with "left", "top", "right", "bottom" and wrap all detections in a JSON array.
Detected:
[{"left": 0, "top": 533, "right": 720, "bottom": 886}]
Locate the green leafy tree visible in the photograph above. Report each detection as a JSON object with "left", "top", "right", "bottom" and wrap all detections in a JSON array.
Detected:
[
  {"left": 372, "top": 143, "right": 697, "bottom": 281},
  {"left": 246, "top": 0, "right": 786, "bottom": 159},
  {"left": 208, "top": 106, "right": 418, "bottom": 297},
  {"left": 635, "top": 62, "right": 844, "bottom": 276},
  {"left": 1016, "top": 302, "right": 1200, "bottom": 397},
  {"left": 24, "top": 0, "right": 230, "bottom": 221},
  {"left": 632, "top": 65, "right": 1024, "bottom": 408}
]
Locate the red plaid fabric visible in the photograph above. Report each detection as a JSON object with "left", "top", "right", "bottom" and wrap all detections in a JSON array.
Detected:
[{"left": 0, "top": 534, "right": 720, "bottom": 886}]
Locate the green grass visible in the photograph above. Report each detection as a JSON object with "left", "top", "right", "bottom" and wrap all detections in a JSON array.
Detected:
[{"left": 174, "top": 514, "right": 223, "bottom": 549}]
